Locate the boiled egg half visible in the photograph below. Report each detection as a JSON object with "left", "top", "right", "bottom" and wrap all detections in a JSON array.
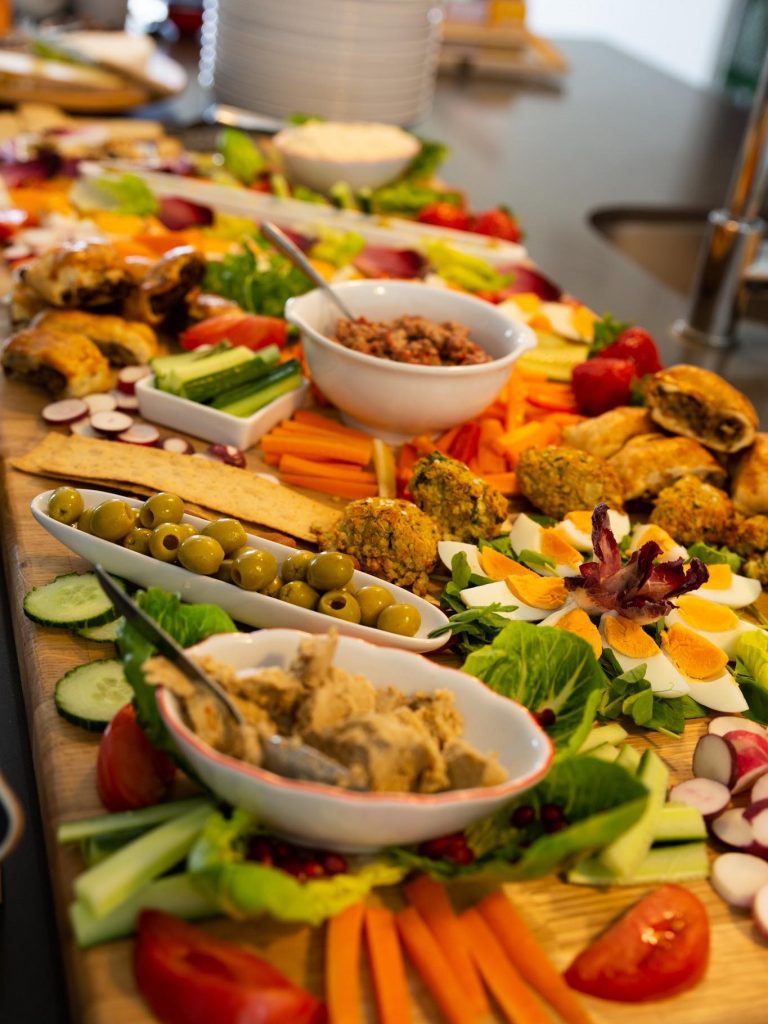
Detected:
[
  {"left": 665, "top": 594, "right": 761, "bottom": 658},
  {"left": 627, "top": 524, "right": 688, "bottom": 563},
  {"left": 688, "top": 562, "right": 762, "bottom": 609},
  {"left": 509, "top": 513, "right": 584, "bottom": 578},
  {"left": 555, "top": 508, "right": 631, "bottom": 552},
  {"left": 461, "top": 569, "right": 569, "bottom": 622},
  {"left": 660, "top": 623, "right": 748, "bottom": 713},
  {"left": 437, "top": 541, "right": 483, "bottom": 577},
  {"left": 538, "top": 604, "right": 602, "bottom": 658},
  {"left": 599, "top": 612, "right": 689, "bottom": 698}
]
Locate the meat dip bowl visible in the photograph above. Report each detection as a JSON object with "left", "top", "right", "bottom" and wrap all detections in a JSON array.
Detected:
[
  {"left": 157, "top": 629, "right": 554, "bottom": 852},
  {"left": 285, "top": 280, "right": 536, "bottom": 442}
]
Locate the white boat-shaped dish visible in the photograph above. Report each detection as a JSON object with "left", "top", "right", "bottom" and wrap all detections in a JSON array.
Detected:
[
  {"left": 31, "top": 487, "right": 449, "bottom": 653},
  {"left": 159, "top": 629, "right": 554, "bottom": 851}
]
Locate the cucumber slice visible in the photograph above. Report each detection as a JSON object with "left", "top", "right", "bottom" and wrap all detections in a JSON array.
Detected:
[
  {"left": 652, "top": 802, "right": 707, "bottom": 843},
  {"left": 24, "top": 572, "right": 122, "bottom": 629},
  {"left": 579, "top": 723, "right": 629, "bottom": 753},
  {"left": 76, "top": 617, "right": 123, "bottom": 643},
  {"left": 567, "top": 842, "right": 709, "bottom": 887},
  {"left": 54, "top": 659, "right": 132, "bottom": 732},
  {"left": 598, "top": 748, "right": 669, "bottom": 877},
  {"left": 517, "top": 340, "right": 587, "bottom": 382}
]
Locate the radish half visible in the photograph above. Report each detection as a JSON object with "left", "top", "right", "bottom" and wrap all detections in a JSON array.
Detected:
[
  {"left": 711, "top": 853, "right": 768, "bottom": 908},
  {"left": 709, "top": 717, "right": 767, "bottom": 739},
  {"left": 693, "top": 734, "right": 738, "bottom": 788},
  {"left": 752, "top": 774, "right": 768, "bottom": 804},
  {"left": 754, "top": 884, "right": 768, "bottom": 939},
  {"left": 711, "top": 808, "right": 756, "bottom": 850},
  {"left": 724, "top": 730, "right": 768, "bottom": 794},
  {"left": 745, "top": 799, "right": 768, "bottom": 848},
  {"left": 669, "top": 778, "right": 730, "bottom": 821}
]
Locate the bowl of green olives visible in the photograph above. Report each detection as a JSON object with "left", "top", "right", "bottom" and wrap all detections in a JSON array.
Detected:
[{"left": 31, "top": 486, "right": 450, "bottom": 653}]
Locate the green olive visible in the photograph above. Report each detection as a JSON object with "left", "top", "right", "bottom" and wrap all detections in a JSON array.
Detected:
[
  {"left": 215, "top": 558, "right": 234, "bottom": 583},
  {"left": 279, "top": 580, "right": 320, "bottom": 610},
  {"left": 377, "top": 603, "right": 421, "bottom": 637},
  {"left": 262, "top": 575, "right": 283, "bottom": 597},
  {"left": 123, "top": 527, "right": 153, "bottom": 555},
  {"left": 280, "top": 550, "right": 314, "bottom": 583},
  {"left": 176, "top": 523, "right": 198, "bottom": 542},
  {"left": 178, "top": 535, "right": 225, "bottom": 575},
  {"left": 139, "top": 492, "right": 184, "bottom": 529},
  {"left": 306, "top": 551, "right": 355, "bottom": 592},
  {"left": 231, "top": 549, "right": 278, "bottom": 591},
  {"left": 47, "top": 486, "right": 84, "bottom": 525},
  {"left": 317, "top": 589, "right": 362, "bottom": 623},
  {"left": 149, "top": 523, "right": 188, "bottom": 562},
  {"left": 356, "top": 585, "right": 395, "bottom": 627},
  {"left": 77, "top": 507, "right": 95, "bottom": 533},
  {"left": 202, "top": 518, "right": 247, "bottom": 555},
  {"left": 91, "top": 499, "right": 135, "bottom": 542},
  {"left": 231, "top": 544, "right": 256, "bottom": 560}
]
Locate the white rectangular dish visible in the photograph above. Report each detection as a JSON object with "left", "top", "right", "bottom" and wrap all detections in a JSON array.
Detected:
[
  {"left": 31, "top": 487, "right": 449, "bottom": 653},
  {"left": 135, "top": 375, "right": 309, "bottom": 450}
]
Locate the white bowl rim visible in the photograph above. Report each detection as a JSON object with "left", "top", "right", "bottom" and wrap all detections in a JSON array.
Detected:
[
  {"left": 285, "top": 281, "right": 536, "bottom": 378},
  {"left": 159, "top": 628, "right": 554, "bottom": 806}
]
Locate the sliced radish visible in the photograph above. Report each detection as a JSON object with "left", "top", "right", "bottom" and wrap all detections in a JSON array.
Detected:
[
  {"left": 709, "top": 716, "right": 767, "bottom": 739},
  {"left": 711, "top": 853, "right": 768, "bottom": 908},
  {"left": 90, "top": 410, "right": 134, "bottom": 436},
  {"left": 711, "top": 807, "right": 755, "bottom": 849},
  {"left": 724, "top": 730, "right": 768, "bottom": 794},
  {"left": 669, "top": 778, "right": 730, "bottom": 821},
  {"left": 111, "top": 390, "right": 139, "bottom": 412},
  {"left": 745, "top": 799, "right": 768, "bottom": 847},
  {"left": 206, "top": 444, "right": 246, "bottom": 468},
  {"left": 160, "top": 436, "right": 194, "bottom": 454},
  {"left": 754, "top": 883, "right": 768, "bottom": 939},
  {"left": 693, "top": 733, "right": 737, "bottom": 788},
  {"left": 70, "top": 420, "right": 101, "bottom": 438},
  {"left": 117, "top": 365, "right": 152, "bottom": 394},
  {"left": 41, "top": 398, "right": 88, "bottom": 425},
  {"left": 83, "top": 392, "right": 117, "bottom": 415},
  {"left": 117, "top": 424, "right": 160, "bottom": 446},
  {"left": 752, "top": 774, "right": 768, "bottom": 804}
]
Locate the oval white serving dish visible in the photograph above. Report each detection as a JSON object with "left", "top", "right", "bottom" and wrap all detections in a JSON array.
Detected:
[
  {"left": 31, "top": 487, "right": 448, "bottom": 653},
  {"left": 135, "top": 375, "right": 309, "bottom": 451},
  {"left": 159, "top": 628, "right": 554, "bottom": 851}
]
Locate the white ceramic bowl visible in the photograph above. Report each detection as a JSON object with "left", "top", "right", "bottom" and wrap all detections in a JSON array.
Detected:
[
  {"left": 135, "top": 375, "right": 309, "bottom": 451},
  {"left": 30, "top": 488, "right": 449, "bottom": 653},
  {"left": 285, "top": 281, "right": 537, "bottom": 442},
  {"left": 158, "top": 629, "right": 554, "bottom": 851}
]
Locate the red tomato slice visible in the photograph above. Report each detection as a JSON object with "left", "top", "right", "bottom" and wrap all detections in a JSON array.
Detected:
[
  {"left": 564, "top": 884, "right": 709, "bottom": 1002},
  {"left": 179, "top": 312, "right": 249, "bottom": 350},
  {"left": 180, "top": 312, "right": 287, "bottom": 352},
  {"left": 134, "top": 911, "right": 325, "bottom": 1024},
  {"left": 96, "top": 705, "right": 175, "bottom": 812}
]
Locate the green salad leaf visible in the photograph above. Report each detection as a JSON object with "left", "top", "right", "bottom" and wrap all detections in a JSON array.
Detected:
[
  {"left": 736, "top": 630, "right": 768, "bottom": 688},
  {"left": 463, "top": 622, "right": 604, "bottom": 756},
  {"left": 292, "top": 184, "right": 327, "bottom": 204},
  {"left": 309, "top": 228, "right": 366, "bottom": 268},
  {"left": 517, "top": 549, "right": 556, "bottom": 572},
  {"left": 389, "top": 757, "right": 647, "bottom": 882},
  {"left": 218, "top": 127, "right": 266, "bottom": 185},
  {"left": 188, "top": 810, "right": 405, "bottom": 925},
  {"left": 596, "top": 650, "right": 702, "bottom": 736},
  {"left": 367, "top": 182, "right": 463, "bottom": 217},
  {"left": 204, "top": 237, "right": 313, "bottom": 318},
  {"left": 687, "top": 542, "right": 743, "bottom": 572},
  {"left": 423, "top": 240, "right": 512, "bottom": 294},
  {"left": 404, "top": 138, "right": 450, "bottom": 182},
  {"left": 76, "top": 172, "right": 159, "bottom": 217}
]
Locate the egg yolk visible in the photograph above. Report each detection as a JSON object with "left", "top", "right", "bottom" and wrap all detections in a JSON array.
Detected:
[
  {"left": 661, "top": 624, "right": 729, "bottom": 679},
  {"left": 675, "top": 595, "right": 739, "bottom": 632},
  {"left": 553, "top": 609, "right": 602, "bottom": 658},
  {"left": 564, "top": 511, "right": 594, "bottom": 534},
  {"left": 505, "top": 575, "right": 567, "bottom": 609},
  {"left": 700, "top": 564, "right": 733, "bottom": 591},
  {"left": 603, "top": 615, "right": 659, "bottom": 659},
  {"left": 629, "top": 525, "right": 678, "bottom": 557},
  {"left": 510, "top": 293, "right": 542, "bottom": 315},
  {"left": 541, "top": 529, "right": 583, "bottom": 569},
  {"left": 480, "top": 547, "right": 536, "bottom": 581}
]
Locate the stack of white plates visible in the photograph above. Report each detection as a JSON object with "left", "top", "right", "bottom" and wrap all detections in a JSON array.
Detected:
[{"left": 200, "top": 0, "right": 443, "bottom": 125}]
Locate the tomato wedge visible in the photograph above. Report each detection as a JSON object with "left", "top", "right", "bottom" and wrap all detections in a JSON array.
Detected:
[
  {"left": 134, "top": 911, "right": 325, "bottom": 1024},
  {"left": 564, "top": 884, "right": 709, "bottom": 1002},
  {"left": 180, "top": 312, "right": 287, "bottom": 352},
  {"left": 96, "top": 705, "right": 175, "bottom": 812}
]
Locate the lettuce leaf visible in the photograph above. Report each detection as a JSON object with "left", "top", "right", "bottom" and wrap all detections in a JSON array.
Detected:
[
  {"left": 204, "top": 237, "right": 313, "bottom": 317},
  {"left": 687, "top": 542, "right": 743, "bottom": 572},
  {"left": 403, "top": 138, "right": 449, "bottom": 182},
  {"left": 74, "top": 172, "right": 158, "bottom": 216},
  {"left": 423, "top": 240, "right": 512, "bottom": 293},
  {"left": 736, "top": 630, "right": 768, "bottom": 688},
  {"left": 218, "top": 128, "right": 266, "bottom": 185},
  {"left": 309, "top": 228, "right": 366, "bottom": 268},
  {"left": 188, "top": 810, "right": 405, "bottom": 925},
  {"left": 463, "top": 622, "right": 604, "bottom": 756}
]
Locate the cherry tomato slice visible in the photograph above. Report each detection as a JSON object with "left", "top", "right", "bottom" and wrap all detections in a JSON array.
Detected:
[
  {"left": 96, "top": 705, "right": 175, "bottom": 812},
  {"left": 564, "top": 884, "right": 709, "bottom": 1002}
]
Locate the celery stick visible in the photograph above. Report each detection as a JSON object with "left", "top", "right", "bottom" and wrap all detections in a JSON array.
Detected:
[
  {"left": 58, "top": 798, "right": 211, "bottom": 845},
  {"left": 70, "top": 874, "right": 218, "bottom": 948},
  {"left": 584, "top": 743, "right": 620, "bottom": 763},
  {"left": 75, "top": 802, "right": 213, "bottom": 919},
  {"left": 598, "top": 749, "right": 668, "bottom": 877},
  {"left": 579, "top": 723, "right": 629, "bottom": 753},
  {"left": 616, "top": 743, "right": 642, "bottom": 774},
  {"left": 652, "top": 802, "right": 706, "bottom": 843},
  {"left": 568, "top": 842, "right": 709, "bottom": 886}
]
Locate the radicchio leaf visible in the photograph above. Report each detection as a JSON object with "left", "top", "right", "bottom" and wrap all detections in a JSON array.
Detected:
[
  {"left": 354, "top": 246, "right": 426, "bottom": 280},
  {"left": 565, "top": 504, "right": 709, "bottom": 624}
]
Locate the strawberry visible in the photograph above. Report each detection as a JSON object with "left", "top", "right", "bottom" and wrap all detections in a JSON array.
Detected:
[
  {"left": 471, "top": 207, "right": 522, "bottom": 242},
  {"left": 598, "top": 327, "right": 663, "bottom": 376},
  {"left": 571, "top": 357, "right": 635, "bottom": 416}
]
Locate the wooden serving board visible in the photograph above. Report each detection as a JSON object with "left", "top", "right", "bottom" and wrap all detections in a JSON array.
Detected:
[{"left": 1, "top": 372, "right": 767, "bottom": 1024}]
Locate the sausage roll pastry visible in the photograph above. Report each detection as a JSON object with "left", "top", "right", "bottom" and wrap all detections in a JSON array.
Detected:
[
  {"left": 561, "top": 406, "right": 655, "bottom": 459},
  {"left": 730, "top": 434, "right": 768, "bottom": 516},
  {"left": 123, "top": 246, "right": 206, "bottom": 325},
  {"left": 1, "top": 327, "right": 113, "bottom": 397},
  {"left": 19, "top": 241, "right": 134, "bottom": 308},
  {"left": 33, "top": 310, "right": 158, "bottom": 366},
  {"left": 645, "top": 364, "right": 758, "bottom": 453},
  {"left": 607, "top": 433, "right": 727, "bottom": 501}
]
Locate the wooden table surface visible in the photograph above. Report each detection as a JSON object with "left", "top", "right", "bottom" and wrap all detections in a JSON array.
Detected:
[{"left": 2, "top": 367, "right": 767, "bottom": 1024}]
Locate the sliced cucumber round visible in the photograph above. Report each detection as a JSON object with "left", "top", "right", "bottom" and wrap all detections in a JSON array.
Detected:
[
  {"left": 76, "top": 618, "right": 124, "bottom": 644},
  {"left": 54, "top": 659, "right": 132, "bottom": 732},
  {"left": 23, "top": 572, "right": 123, "bottom": 629}
]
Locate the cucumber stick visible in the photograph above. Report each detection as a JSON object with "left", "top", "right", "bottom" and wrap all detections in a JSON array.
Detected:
[
  {"left": 598, "top": 748, "right": 668, "bottom": 877},
  {"left": 615, "top": 743, "right": 642, "bottom": 774},
  {"left": 74, "top": 802, "right": 214, "bottom": 919},
  {"left": 579, "top": 723, "right": 629, "bottom": 753},
  {"left": 652, "top": 802, "right": 706, "bottom": 843},
  {"left": 568, "top": 842, "right": 709, "bottom": 887},
  {"left": 58, "top": 797, "right": 212, "bottom": 845},
  {"left": 23, "top": 572, "right": 121, "bottom": 628},
  {"left": 54, "top": 659, "right": 132, "bottom": 732},
  {"left": 181, "top": 346, "right": 280, "bottom": 403},
  {"left": 213, "top": 361, "right": 302, "bottom": 417},
  {"left": 584, "top": 743, "right": 620, "bottom": 763}
]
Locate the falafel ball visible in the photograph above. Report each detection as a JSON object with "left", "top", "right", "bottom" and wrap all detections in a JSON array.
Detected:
[
  {"left": 744, "top": 552, "right": 768, "bottom": 587},
  {"left": 516, "top": 446, "right": 624, "bottom": 521},
  {"left": 726, "top": 514, "right": 768, "bottom": 556},
  {"left": 409, "top": 453, "right": 508, "bottom": 542},
  {"left": 650, "top": 475, "right": 734, "bottom": 546},
  {"left": 318, "top": 497, "right": 438, "bottom": 595}
]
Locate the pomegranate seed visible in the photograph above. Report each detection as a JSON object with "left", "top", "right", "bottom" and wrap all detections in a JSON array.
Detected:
[
  {"left": 273, "top": 842, "right": 291, "bottom": 860},
  {"left": 542, "top": 818, "right": 568, "bottom": 834},
  {"left": 511, "top": 805, "right": 536, "bottom": 828},
  {"left": 247, "top": 837, "right": 274, "bottom": 862},
  {"left": 535, "top": 707, "right": 556, "bottom": 728},
  {"left": 322, "top": 854, "right": 348, "bottom": 876},
  {"left": 303, "top": 862, "right": 324, "bottom": 879},
  {"left": 540, "top": 803, "right": 565, "bottom": 825},
  {"left": 450, "top": 845, "right": 476, "bottom": 865}
]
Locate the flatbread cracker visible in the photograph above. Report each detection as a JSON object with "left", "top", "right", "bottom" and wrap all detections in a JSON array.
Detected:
[{"left": 12, "top": 433, "right": 340, "bottom": 542}]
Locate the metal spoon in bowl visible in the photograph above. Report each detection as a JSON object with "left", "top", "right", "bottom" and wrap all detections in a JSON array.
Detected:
[
  {"left": 93, "top": 566, "right": 353, "bottom": 787},
  {"left": 261, "top": 221, "right": 356, "bottom": 320}
]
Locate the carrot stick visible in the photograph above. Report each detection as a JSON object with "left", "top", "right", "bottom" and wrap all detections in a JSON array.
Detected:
[
  {"left": 404, "top": 876, "right": 488, "bottom": 1017},
  {"left": 280, "top": 474, "right": 378, "bottom": 499},
  {"left": 479, "top": 471, "right": 518, "bottom": 495},
  {"left": 327, "top": 902, "right": 365, "bottom": 1024},
  {"left": 276, "top": 420, "right": 372, "bottom": 443},
  {"left": 478, "top": 892, "right": 594, "bottom": 1024},
  {"left": 293, "top": 409, "right": 372, "bottom": 441},
  {"left": 260, "top": 435, "right": 372, "bottom": 466},
  {"left": 506, "top": 369, "right": 529, "bottom": 431},
  {"left": 434, "top": 425, "right": 461, "bottom": 455},
  {"left": 460, "top": 908, "right": 552, "bottom": 1024},
  {"left": 395, "top": 907, "right": 480, "bottom": 1024},
  {"left": 365, "top": 907, "right": 411, "bottom": 1024},
  {"left": 476, "top": 419, "right": 508, "bottom": 474},
  {"left": 279, "top": 454, "right": 376, "bottom": 481}
]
